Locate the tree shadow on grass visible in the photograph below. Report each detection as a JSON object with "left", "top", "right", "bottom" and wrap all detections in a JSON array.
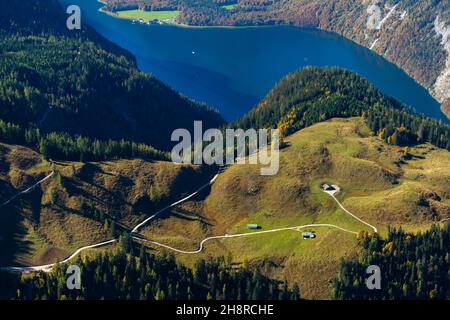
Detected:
[
  {"left": 0, "top": 203, "right": 33, "bottom": 266},
  {"left": 0, "top": 185, "right": 45, "bottom": 266},
  {"left": 154, "top": 206, "right": 212, "bottom": 227}
]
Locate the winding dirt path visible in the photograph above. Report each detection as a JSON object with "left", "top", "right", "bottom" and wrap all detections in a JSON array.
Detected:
[
  {"left": 0, "top": 171, "right": 55, "bottom": 209},
  {"left": 2, "top": 170, "right": 377, "bottom": 272},
  {"left": 324, "top": 189, "right": 378, "bottom": 233},
  {"left": 132, "top": 224, "right": 357, "bottom": 254}
]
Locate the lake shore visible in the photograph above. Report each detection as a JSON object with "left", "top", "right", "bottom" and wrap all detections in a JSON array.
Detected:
[
  {"left": 96, "top": 1, "right": 286, "bottom": 30},
  {"left": 88, "top": 0, "right": 448, "bottom": 122},
  {"left": 95, "top": 1, "right": 449, "bottom": 121}
]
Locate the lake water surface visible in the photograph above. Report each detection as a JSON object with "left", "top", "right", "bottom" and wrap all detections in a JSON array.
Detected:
[{"left": 61, "top": 0, "right": 447, "bottom": 122}]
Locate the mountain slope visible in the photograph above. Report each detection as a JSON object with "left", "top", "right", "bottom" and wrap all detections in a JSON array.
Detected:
[
  {"left": 138, "top": 117, "right": 450, "bottom": 299},
  {"left": 1, "top": 64, "right": 449, "bottom": 299},
  {"left": 130, "top": 68, "right": 450, "bottom": 299},
  {"left": 0, "top": 0, "right": 224, "bottom": 151},
  {"left": 0, "top": 141, "right": 216, "bottom": 266},
  {"left": 235, "top": 67, "right": 450, "bottom": 151},
  {"left": 2, "top": 116, "right": 448, "bottom": 298}
]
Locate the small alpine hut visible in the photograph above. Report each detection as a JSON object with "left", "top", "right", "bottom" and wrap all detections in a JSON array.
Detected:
[
  {"left": 322, "top": 183, "right": 336, "bottom": 191},
  {"left": 302, "top": 231, "right": 316, "bottom": 239},
  {"left": 247, "top": 224, "right": 260, "bottom": 230}
]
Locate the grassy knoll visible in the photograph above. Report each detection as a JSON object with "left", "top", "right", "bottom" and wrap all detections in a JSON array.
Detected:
[
  {"left": 114, "top": 9, "right": 180, "bottom": 22},
  {"left": 139, "top": 117, "right": 450, "bottom": 299}
]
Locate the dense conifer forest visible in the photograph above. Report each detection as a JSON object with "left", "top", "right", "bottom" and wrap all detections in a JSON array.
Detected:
[
  {"left": 0, "top": 119, "right": 168, "bottom": 161},
  {"left": 235, "top": 67, "right": 450, "bottom": 151},
  {"left": 332, "top": 224, "right": 450, "bottom": 300},
  {"left": 0, "top": 238, "right": 300, "bottom": 300},
  {"left": 0, "top": 0, "right": 224, "bottom": 152}
]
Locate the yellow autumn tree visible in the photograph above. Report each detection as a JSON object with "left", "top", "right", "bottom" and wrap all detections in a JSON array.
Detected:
[
  {"left": 403, "top": 146, "right": 410, "bottom": 156},
  {"left": 277, "top": 121, "right": 289, "bottom": 146}
]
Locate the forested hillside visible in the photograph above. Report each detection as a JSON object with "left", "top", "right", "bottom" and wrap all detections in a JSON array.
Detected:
[
  {"left": 0, "top": 119, "right": 169, "bottom": 162},
  {"left": 102, "top": 0, "right": 450, "bottom": 119},
  {"left": 0, "top": 0, "right": 224, "bottom": 152},
  {"left": 235, "top": 67, "right": 450, "bottom": 151},
  {"left": 333, "top": 224, "right": 449, "bottom": 300},
  {"left": 0, "top": 238, "right": 300, "bottom": 300}
]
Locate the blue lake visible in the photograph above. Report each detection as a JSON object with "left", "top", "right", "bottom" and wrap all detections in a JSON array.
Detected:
[{"left": 61, "top": 0, "right": 447, "bottom": 122}]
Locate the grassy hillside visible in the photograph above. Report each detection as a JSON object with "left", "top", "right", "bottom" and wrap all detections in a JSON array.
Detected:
[
  {"left": 1, "top": 117, "right": 448, "bottom": 298},
  {"left": 0, "top": 141, "right": 216, "bottom": 266},
  {"left": 138, "top": 117, "right": 450, "bottom": 299}
]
